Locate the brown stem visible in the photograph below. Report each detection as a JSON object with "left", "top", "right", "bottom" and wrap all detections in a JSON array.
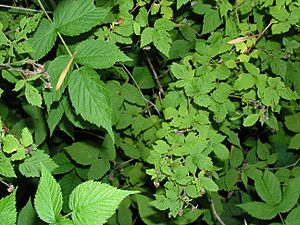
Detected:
[{"left": 146, "top": 54, "right": 164, "bottom": 98}]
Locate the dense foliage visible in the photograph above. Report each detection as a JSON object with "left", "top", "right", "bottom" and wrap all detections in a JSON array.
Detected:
[{"left": 0, "top": 0, "right": 300, "bottom": 224}]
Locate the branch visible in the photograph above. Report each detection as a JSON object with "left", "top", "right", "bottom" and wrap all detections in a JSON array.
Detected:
[
  {"left": 210, "top": 199, "right": 226, "bottom": 225},
  {"left": 0, "top": 4, "right": 53, "bottom": 14},
  {"left": 145, "top": 54, "right": 164, "bottom": 98}
]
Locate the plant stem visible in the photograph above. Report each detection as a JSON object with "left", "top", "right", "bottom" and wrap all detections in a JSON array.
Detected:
[
  {"left": 146, "top": 54, "right": 164, "bottom": 98},
  {"left": 36, "top": 0, "right": 79, "bottom": 69},
  {"left": 0, "top": 4, "right": 53, "bottom": 14},
  {"left": 211, "top": 199, "right": 226, "bottom": 225}
]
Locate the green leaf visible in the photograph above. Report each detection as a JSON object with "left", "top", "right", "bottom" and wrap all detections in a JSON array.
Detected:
[
  {"left": 121, "top": 83, "right": 145, "bottom": 106},
  {"left": 277, "top": 176, "right": 300, "bottom": 213},
  {"left": 288, "top": 133, "right": 300, "bottom": 150},
  {"left": 257, "top": 139, "right": 270, "bottom": 160},
  {"left": 230, "top": 147, "right": 244, "bottom": 168},
  {"left": 19, "top": 150, "right": 58, "bottom": 177},
  {"left": 225, "top": 168, "right": 238, "bottom": 190},
  {"left": 0, "top": 152, "right": 16, "bottom": 177},
  {"left": 285, "top": 113, "right": 300, "bottom": 133},
  {"left": 211, "top": 83, "right": 232, "bottom": 103},
  {"left": 88, "top": 158, "right": 110, "bottom": 180},
  {"left": 254, "top": 170, "right": 282, "bottom": 205},
  {"left": 285, "top": 206, "right": 300, "bottom": 225},
  {"left": 2, "top": 134, "right": 20, "bottom": 153},
  {"left": 238, "top": 201, "right": 277, "bottom": 220},
  {"left": 271, "top": 58, "right": 286, "bottom": 78},
  {"left": 20, "top": 128, "right": 33, "bottom": 147},
  {"left": 65, "top": 142, "right": 99, "bottom": 166},
  {"left": 68, "top": 67, "right": 113, "bottom": 139},
  {"left": 243, "top": 114, "right": 260, "bottom": 127},
  {"left": 140, "top": 27, "right": 154, "bottom": 48},
  {"left": 132, "top": 67, "right": 156, "bottom": 89},
  {"left": 53, "top": 0, "right": 109, "bottom": 36},
  {"left": 75, "top": 40, "right": 131, "bottom": 69},
  {"left": 34, "top": 165, "right": 63, "bottom": 224},
  {"left": 47, "top": 101, "right": 64, "bottom": 136},
  {"left": 272, "top": 21, "right": 291, "bottom": 34},
  {"left": 69, "top": 181, "right": 138, "bottom": 225},
  {"left": 201, "top": 177, "right": 219, "bottom": 192},
  {"left": 234, "top": 73, "right": 255, "bottom": 91},
  {"left": 25, "top": 83, "right": 42, "bottom": 107},
  {"left": 44, "top": 55, "right": 73, "bottom": 110},
  {"left": 152, "top": 29, "right": 172, "bottom": 57},
  {"left": 52, "top": 153, "right": 74, "bottom": 175},
  {"left": 213, "top": 143, "right": 229, "bottom": 160},
  {"left": 27, "top": 18, "right": 57, "bottom": 60},
  {"left": 17, "top": 198, "right": 37, "bottom": 225},
  {"left": 0, "top": 192, "right": 17, "bottom": 225},
  {"left": 202, "top": 10, "right": 221, "bottom": 34},
  {"left": 177, "top": 0, "right": 189, "bottom": 9}
]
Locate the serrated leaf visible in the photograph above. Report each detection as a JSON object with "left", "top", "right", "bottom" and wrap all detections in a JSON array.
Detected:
[
  {"left": 17, "top": 198, "right": 37, "bottom": 225},
  {"left": 75, "top": 40, "right": 131, "bottom": 69},
  {"left": 140, "top": 27, "right": 154, "bottom": 48},
  {"left": 53, "top": 0, "right": 109, "bottom": 36},
  {"left": 278, "top": 176, "right": 300, "bottom": 213},
  {"left": 52, "top": 153, "right": 74, "bottom": 175},
  {"left": 285, "top": 206, "right": 300, "bottom": 225},
  {"left": 230, "top": 147, "right": 244, "bottom": 168},
  {"left": 254, "top": 170, "right": 281, "bottom": 205},
  {"left": 68, "top": 67, "right": 113, "bottom": 139},
  {"left": 34, "top": 165, "right": 63, "bottom": 224},
  {"left": 0, "top": 191, "right": 16, "bottom": 225},
  {"left": 0, "top": 152, "right": 16, "bottom": 177},
  {"left": 25, "top": 83, "right": 42, "bottom": 107},
  {"left": 65, "top": 142, "right": 99, "bottom": 166},
  {"left": 44, "top": 56, "right": 73, "bottom": 110},
  {"left": 214, "top": 143, "right": 229, "bottom": 160},
  {"left": 47, "top": 101, "right": 64, "bottom": 136},
  {"left": 201, "top": 177, "right": 219, "bottom": 192},
  {"left": 20, "top": 128, "right": 33, "bottom": 147},
  {"left": 69, "top": 181, "right": 138, "bottom": 225},
  {"left": 177, "top": 0, "right": 189, "bottom": 9},
  {"left": 257, "top": 139, "right": 270, "bottom": 160},
  {"left": 88, "top": 158, "right": 110, "bottom": 180},
  {"left": 2, "top": 134, "right": 20, "bottom": 153},
  {"left": 243, "top": 114, "right": 260, "bottom": 127},
  {"left": 152, "top": 29, "right": 172, "bottom": 57},
  {"left": 288, "top": 133, "right": 300, "bottom": 150},
  {"left": 225, "top": 168, "right": 238, "bottom": 190},
  {"left": 238, "top": 201, "right": 277, "bottom": 220},
  {"left": 234, "top": 73, "right": 255, "bottom": 91},
  {"left": 19, "top": 150, "right": 58, "bottom": 177},
  {"left": 27, "top": 18, "right": 57, "bottom": 60},
  {"left": 202, "top": 10, "right": 221, "bottom": 34}
]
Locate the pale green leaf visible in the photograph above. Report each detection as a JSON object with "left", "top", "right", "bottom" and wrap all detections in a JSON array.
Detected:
[
  {"left": 243, "top": 114, "right": 260, "bottom": 127},
  {"left": 234, "top": 73, "right": 255, "bottom": 91},
  {"left": 69, "top": 181, "right": 138, "bottom": 225},
  {"left": 34, "top": 165, "right": 63, "bottom": 224},
  {"left": 53, "top": 0, "right": 109, "bottom": 36},
  {"left": 27, "top": 18, "right": 57, "bottom": 60},
  {"left": 140, "top": 27, "right": 154, "bottom": 48},
  {"left": 68, "top": 67, "right": 113, "bottom": 139},
  {"left": 214, "top": 143, "right": 229, "bottom": 160},
  {"left": 285, "top": 113, "right": 300, "bottom": 133},
  {"left": 65, "top": 142, "right": 99, "bottom": 166},
  {"left": 0, "top": 192, "right": 16, "bottom": 225},
  {"left": 2, "top": 134, "right": 20, "bottom": 153},
  {"left": 75, "top": 40, "right": 131, "bottom": 69},
  {"left": 238, "top": 201, "right": 278, "bottom": 220},
  {"left": 201, "top": 177, "right": 219, "bottom": 192},
  {"left": 20, "top": 128, "right": 33, "bottom": 147},
  {"left": 177, "top": 0, "right": 189, "bottom": 9},
  {"left": 254, "top": 170, "right": 281, "bottom": 205},
  {"left": 0, "top": 152, "right": 16, "bottom": 177},
  {"left": 152, "top": 29, "right": 172, "bottom": 57},
  {"left": 19, "top": 150, "right": 58, "bottom": 177},
  {"left": 25, "top": 83, "right": 42, "bottom": 107}
]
